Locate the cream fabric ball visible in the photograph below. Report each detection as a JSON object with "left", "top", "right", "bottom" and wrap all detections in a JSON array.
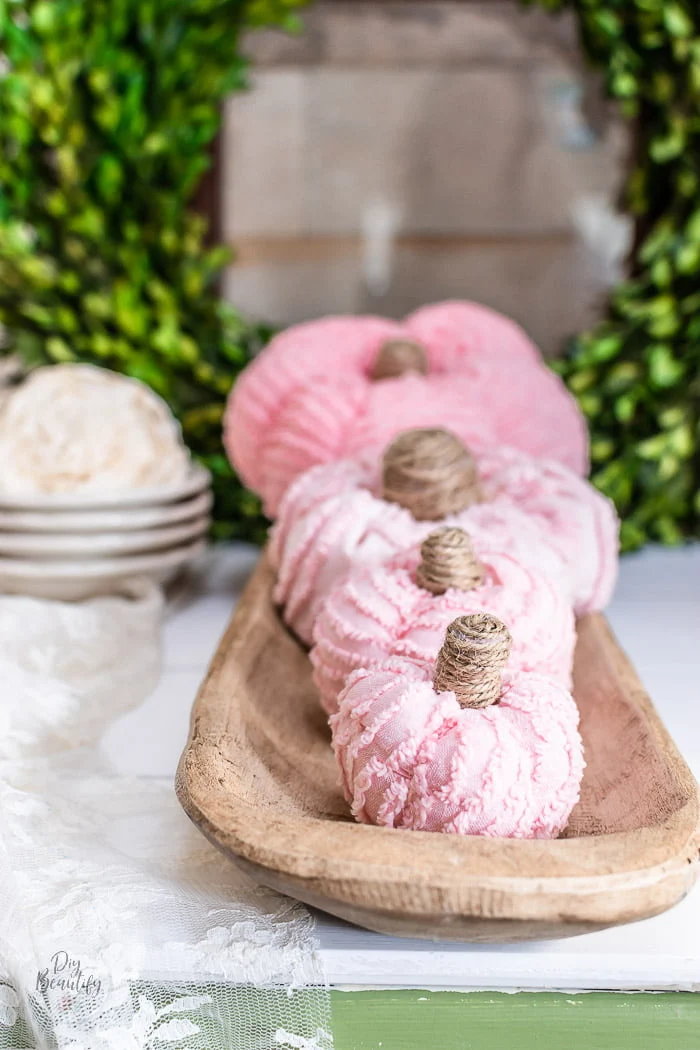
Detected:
[{"left": 0, "top": 364, "right": 190, "bottom": 495}]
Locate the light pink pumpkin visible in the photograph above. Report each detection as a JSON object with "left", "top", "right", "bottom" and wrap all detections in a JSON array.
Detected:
[
  {"left": 331, "top": 655, "right": 584, "bottom": 838},
  {"left": 269, "top": 453, "right": 562, "bottom": 647},
  {"left": 224, "top": 302, "right": 588, "bottom": 516},
  {"left": 311, "top": 539, "right": 576, "bottom": 715},
  {"left": 270, "top": 442, "right": 615, "bottom": 644}
]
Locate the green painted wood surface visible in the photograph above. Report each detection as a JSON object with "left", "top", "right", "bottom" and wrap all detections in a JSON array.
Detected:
[{"left": 331, "top": 991, "right": 700, "bottom": 1050}]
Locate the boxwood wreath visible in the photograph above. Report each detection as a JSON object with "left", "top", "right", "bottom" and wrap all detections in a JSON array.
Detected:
[
  {"left": 0, "top": 0, "right": 698, "bottom": 551},
  {"left": 0, "top": 0, "right": 306, "bottom": 543}
]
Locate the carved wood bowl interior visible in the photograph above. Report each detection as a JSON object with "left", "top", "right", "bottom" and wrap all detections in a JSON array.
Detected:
[{"left": 176, "top": 554, "right": 700, "bottom": 943}]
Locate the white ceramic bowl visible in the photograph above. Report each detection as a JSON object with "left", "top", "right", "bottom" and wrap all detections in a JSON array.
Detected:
[
  {"left": 0, "top": 538, "right": 207, "bottom": 600},
  {"left": 0, "top": 515, "right": 210, "bottom": 559},
  {"left": 0, "top": 490, "right": 213, "bottom": 534},
  {"left": 0, "top": 462, "right": 210, "bottom": 511}
]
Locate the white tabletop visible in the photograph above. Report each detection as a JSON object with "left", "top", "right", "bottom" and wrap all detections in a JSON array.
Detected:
[{"left": 103, "top": 543, "right": 700, "bottom": 992}]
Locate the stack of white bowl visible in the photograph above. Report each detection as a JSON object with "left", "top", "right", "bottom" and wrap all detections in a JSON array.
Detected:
[{"left": 0, "top": 462, "right": 211, "bottom": 600}]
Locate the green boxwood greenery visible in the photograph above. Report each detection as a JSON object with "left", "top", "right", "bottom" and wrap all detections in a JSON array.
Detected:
[
  {"left": 1, "top": 0, "right": 698, "bottom": 550},
  {"left": 0, "top": 0, "right": 307, "bottom": 542},
  {"left": 527, "top": 0, "right": 700, "bottom": 551}
]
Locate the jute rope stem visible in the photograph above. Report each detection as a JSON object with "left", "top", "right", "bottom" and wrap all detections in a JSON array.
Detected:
[
  {"left": 369, "top": 339, "right": 429, "bottom": 381},
  {"left": 433, "top": 613, "right": 512, "bottom": 709},
  {"left": 416, "top": 526, "right": 484, "bottom": 594},
  {"left": 382, "top": 427, "right": 482, "bottom": 521}
]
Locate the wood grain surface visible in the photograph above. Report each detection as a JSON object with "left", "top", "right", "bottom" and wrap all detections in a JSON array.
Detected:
[{"left": 176, "top": 554, "right": 700, "bottom": 942}]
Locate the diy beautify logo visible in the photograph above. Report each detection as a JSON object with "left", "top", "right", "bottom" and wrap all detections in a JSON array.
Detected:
[{"left": 36, "top": 951, "right": 102, "bottom": 998}]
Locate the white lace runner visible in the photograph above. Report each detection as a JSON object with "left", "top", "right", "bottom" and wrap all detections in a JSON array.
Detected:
[{"left": 0, "top": 586, "right": 332, "bottom": 1050}]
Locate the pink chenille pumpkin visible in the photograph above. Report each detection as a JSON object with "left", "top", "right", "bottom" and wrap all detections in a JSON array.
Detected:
[
  {"left": 270, "top": 430, "right": 566, "bottom": 646},
  {"left": 330, "top": 614, "right": 584, "bottom": 838},
  {"left": 224, "top": 301, "right": 588, "bottom": 516},
  {"left": 270, "top": 428, "right": 617, "bottom": 645},
  {"left": 311, "top": 525, "right": 576, "bottom": 715}
]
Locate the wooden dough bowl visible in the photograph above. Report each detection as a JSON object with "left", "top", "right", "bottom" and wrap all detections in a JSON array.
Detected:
[{"left": 176, "top": 554, "right": 700, "bottom": 943}]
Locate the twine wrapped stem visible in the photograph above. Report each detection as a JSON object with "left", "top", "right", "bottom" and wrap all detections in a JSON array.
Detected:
[
  {"left": 416, "top": 526, "right": 484, "bottom": 594},
  {"left": 369, "top": 339, "right": 429, "bottom": 381},
  {"left": 382, "top": 427, "right": 482, "bottom": 521},
  {"left": 433, "top": 613, "right": 512, "bottom": 709}
]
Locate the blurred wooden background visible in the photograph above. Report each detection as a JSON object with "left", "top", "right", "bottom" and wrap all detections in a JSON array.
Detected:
[{"left": 220, "top": 1, "right": 631, "bottom": 355}]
